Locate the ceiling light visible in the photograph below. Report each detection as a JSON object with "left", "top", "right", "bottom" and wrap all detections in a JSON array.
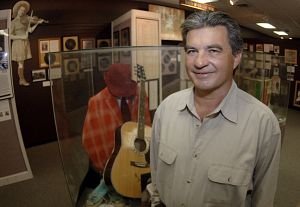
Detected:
[
  {"left": 289, "top": 37, "right": 293, "bottom": 40},
  {"left": 256, "top": 23, "right": 276, "bottom": 29},
  {"left": 274, "top": 31, "right": 288, "bottom": 36},
  {"left": 191, "top": 0, "right": 218, "bottom": 3},
  {"left": 230, "top": 0, "right": 238, "bottom": 5}
]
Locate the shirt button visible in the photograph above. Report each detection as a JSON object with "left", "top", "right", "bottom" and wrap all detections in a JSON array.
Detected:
[
  {"left": 193, "top": 154, "right": 198, "bottom": 158},
  {"left": 187, "top": 180, "right": 191, "bottom": 183}
]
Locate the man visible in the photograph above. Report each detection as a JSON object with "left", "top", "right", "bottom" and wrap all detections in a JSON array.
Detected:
[{"left": 150, "top": 11, "right": 281, "bottom": 206}]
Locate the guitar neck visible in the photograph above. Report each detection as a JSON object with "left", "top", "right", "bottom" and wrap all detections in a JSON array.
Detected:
[{"left": 137, "top": 79, "right": 145, "bottom": 139}]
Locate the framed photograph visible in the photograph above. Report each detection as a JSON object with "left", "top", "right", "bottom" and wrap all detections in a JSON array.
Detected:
[
  {"left": 97, "top": 39, "right": 111, "bottom": 48},
  {"left": 80, "top": 38, "right": 96, "bottom": 50},
  {"left": 285, "top": 49, "right": 297, "bottom": 64},
  {"left": 98, "top": 53, "right": 112, "bottom": 71},
  {"left": 32, "top": 69, "right": 46, "bottom": 82},
  {"left": 39, "top": 40, "right": 49, "bottom": 53},
  {"left": 149, "top": 4, "right": 184, "bottom": 41},
  {"left": 113, "top": 31, "right": 120, "bottom": 46},
  {"left": 38, "top": 38, "right": 61, "bottom": 68},
  {"left": 293, "top": 80, "right": 300, "bottom": 107},
  {"left": 256, "top": 44, "right": 263, "bottom": 53},
  {"left": 249, "top": 44, "right": 254, "bottom": 52},
  {"left": 120, "top": 27, "right": 130, "bottom": 46},
  {"left": 274, "top": 45, "right": 280, "bottom": 54},
  {"left": 63, "top": 58, "right": 80, "bottom": 76},
  {"left": 63, "top": 36, "right": 78, "bottom": 51}
]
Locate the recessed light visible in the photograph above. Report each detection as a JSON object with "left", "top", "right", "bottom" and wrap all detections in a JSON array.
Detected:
[
  {"left": 256, "top": 23, "right": 276, "bottom": 29},
  {"left": 192, "top": 0, "right": 218, "bottom": 3},
  {"left": 274, "top": 31, "right": 288, "bottom": 35}
]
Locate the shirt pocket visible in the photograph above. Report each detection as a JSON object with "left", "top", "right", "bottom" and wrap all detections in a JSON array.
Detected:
[
  {"left": 156, "top": 142, "right": 177, "bottom": 190},
  {"left": 205, "top": 164, "right": 252, "bottom": 205}
]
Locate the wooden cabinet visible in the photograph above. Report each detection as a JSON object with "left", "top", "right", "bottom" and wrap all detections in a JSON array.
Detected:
[{"left": 111, "top": 9, "right": 161, "bottom": 80}]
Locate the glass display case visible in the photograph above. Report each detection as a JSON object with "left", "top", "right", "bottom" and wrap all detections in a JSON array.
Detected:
[
  {"left": 49, "top": 46, "right": 188, "bottom": 206},
  {"left": 234, "top": 51, "right": 290, "bottom": 141},
  {"left": 50, "top": 47, "right": 289, "bottom": 206}
]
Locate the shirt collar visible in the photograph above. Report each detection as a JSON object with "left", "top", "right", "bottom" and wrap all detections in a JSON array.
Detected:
[{"left": 176, "top": 82, "right": 238, "bottom": 123}]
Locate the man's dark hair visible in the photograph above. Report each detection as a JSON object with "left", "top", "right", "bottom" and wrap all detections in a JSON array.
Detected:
[{"left": 181, "top": 11, "right": 243, "bottom": 56}]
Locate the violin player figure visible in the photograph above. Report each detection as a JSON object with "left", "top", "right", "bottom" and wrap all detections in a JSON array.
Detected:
[{"left": 10, "top": 1, "right": 48, "bottom": 86}]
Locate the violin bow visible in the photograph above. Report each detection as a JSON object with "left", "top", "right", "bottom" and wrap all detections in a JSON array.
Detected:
[{"left": 26, "top": 10, "right": 33, "bottom": 34}]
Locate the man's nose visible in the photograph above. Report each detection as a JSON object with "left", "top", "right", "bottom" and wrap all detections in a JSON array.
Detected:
[{"left": 194, "top": 51, "right": 209, "bottom": 69}]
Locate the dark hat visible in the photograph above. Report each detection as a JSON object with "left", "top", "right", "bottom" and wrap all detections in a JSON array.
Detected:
[
  {"left": 104, "top": 64, "right": 137, "bottom": 97},
  {"left": 12, "top": 1, "right": 30, "bottom": 18}
]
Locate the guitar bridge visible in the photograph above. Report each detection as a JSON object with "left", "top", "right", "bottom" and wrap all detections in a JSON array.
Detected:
[{"left": 130, "top": 161, "right": 149, "bottom": 168}]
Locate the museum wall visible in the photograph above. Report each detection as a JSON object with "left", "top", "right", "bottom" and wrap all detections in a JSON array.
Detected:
[
  {"left": 1, "top": 0, "right": 298, "bottom": 147},
  {"left": 0, "top": 0, "right": 149, "bottom": 147}
]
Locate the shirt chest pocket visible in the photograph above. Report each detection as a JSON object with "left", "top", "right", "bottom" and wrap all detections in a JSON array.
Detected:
[
  {"left": 205, "top": 164, "right": 252, "bottom": 205},
  {"left": 157, "top": 143, "right": 177, "bottom": 189}
]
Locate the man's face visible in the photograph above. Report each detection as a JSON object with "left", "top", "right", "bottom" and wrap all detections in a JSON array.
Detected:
[{"left": 185, "top": 26, "right": 241, "bottom": 96}]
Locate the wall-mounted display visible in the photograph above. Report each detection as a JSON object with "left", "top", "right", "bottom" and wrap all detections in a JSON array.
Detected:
[
  {"left": 148, "top": 4, "right": 184, "bottom": 41},
  {"left": 97, "top": 39, "right": 111, "bottom": 48},
  {"left": 294, "top": 80, "right": 300, "bottom": 107},
  {"left": 274, "top": 45, "right": 280, "bottom": 54},
  {"left": 80, "top": 38, "right": 95, "bottom": 50},
  {"left": 97, "top": 53, "right": 112, "bottom": 71},
  {"left": 38, "top": 38, "right": 61, "bottom": 68},
  {"left": 63, "top": 58, "right": 79, "bottom": 76},
  {"left": 256, "top": 44, "right": 263, "bottom": 53},
  {"left": 32, "top": 69, "right": 46, "bottom": 82},
  {"left": 162, "top": 49, "right": 178, "bottom": 75},
  {"left": 63, "top": 36, "right": 78, "bottom": 51},
  {"left": 284, "top": 49, "right": 297, "bottom": 64}
]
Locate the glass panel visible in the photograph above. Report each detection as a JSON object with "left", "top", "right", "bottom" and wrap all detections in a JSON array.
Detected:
[
  {"left": 49, "top": 46, "right": 187, "bottom": 206},
  {"left": 235, "top": 51, "right": 290, "bottom": 141}
]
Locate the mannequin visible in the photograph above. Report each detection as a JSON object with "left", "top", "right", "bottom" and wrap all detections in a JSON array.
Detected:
[{"left": 10, "top": 1, "right": 46, "bottom": 86}]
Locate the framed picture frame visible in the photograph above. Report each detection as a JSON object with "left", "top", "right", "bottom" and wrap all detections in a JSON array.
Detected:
[
  {"left": 148, "top": 4, "right": 184, "bottom": 41},
  {"left": 97, "top": 39, "right": 111, "bottom": 48},
  {"left": 63, "top": 36, "right": 78, "bottom": 51},
  {"left": 274, "top": 45, "right": 280, "bottom": 54},
  {"left": 285, "top": 49, "right": 297, "bottom": 65},
  {"left": 38, "top": 38, "right": 61, "bottom": 68},
  {"left": 113, "top": 31, "right": 120, "bottom": 46},
  {"left": 80, "top": 38, "right": 96, "bottom": 50},
  {"left": 32, "top": 69, "right": 46, "bottom": 82},
  {"left": 256, "top": 44, "right": 263, "bottom": 53},
  {"left": 293, "top": 80, "right": 300, "bottom": 107},
  {"left": 63, "top": 58, "right": 80, "bottom": 76},
  {"left": 120, "top": 27, "right": 130, "bottom": 46},
  {"left": 98, "top": 53, "right": 112, "bottom": 71}
]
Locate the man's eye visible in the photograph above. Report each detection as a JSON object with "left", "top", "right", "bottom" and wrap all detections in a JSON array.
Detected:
[
  {"left": 186, "top": 49, "right": 196, "bottom": 54},
  {"left": 209, "top": 49, "right": 221, "bottom": 53}
]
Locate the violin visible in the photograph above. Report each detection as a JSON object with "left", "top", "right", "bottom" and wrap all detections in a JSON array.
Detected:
[{"left": 31, "top": 16, "right": 49, "bottom": 24}]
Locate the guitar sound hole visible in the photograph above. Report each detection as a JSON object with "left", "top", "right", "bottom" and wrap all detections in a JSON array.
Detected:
[{"left": 134, "top": 138, "right": 146, "bottom": 152}]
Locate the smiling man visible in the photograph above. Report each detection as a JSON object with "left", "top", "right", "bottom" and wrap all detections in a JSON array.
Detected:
[{"left": 150, "top": 11, "right": 281, "bottom": 207}]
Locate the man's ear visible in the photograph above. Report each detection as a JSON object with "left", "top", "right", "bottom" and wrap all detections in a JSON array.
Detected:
[{"left": 233, "top": 52, "right": 242, "bottom": 69}]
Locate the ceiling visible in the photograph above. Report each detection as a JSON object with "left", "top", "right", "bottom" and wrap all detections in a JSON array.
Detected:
[{"left": 148, "top": 0, "right": 300, "bottom": 39}]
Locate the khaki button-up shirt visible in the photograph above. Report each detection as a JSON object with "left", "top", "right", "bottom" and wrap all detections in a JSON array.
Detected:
[{"left": 150, "top": 81, "right": 281, "bottom": 207}]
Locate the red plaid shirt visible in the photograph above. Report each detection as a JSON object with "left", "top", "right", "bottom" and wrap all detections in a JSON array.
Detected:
[{"left": 82, "top": 87, "right": 151, "bottom": 172}]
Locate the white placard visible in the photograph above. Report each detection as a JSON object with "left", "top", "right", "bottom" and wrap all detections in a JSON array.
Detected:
[{"left": 0, "top": 99, "right": 11, "bottom": 122}]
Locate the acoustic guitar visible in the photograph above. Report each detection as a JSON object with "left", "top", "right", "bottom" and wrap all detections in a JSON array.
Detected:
[{"left": 104, "top": 64, "right": 151, "bottom": 198}]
